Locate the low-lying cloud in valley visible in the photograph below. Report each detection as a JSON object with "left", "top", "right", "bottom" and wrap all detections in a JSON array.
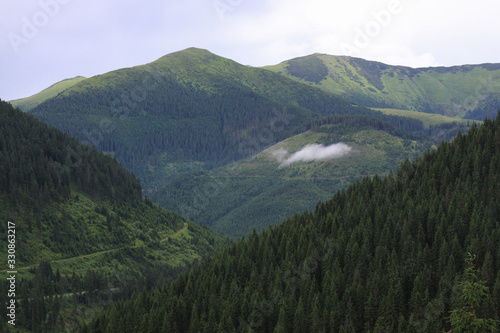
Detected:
[{"left": 272, "top": 143, "right": 352, "bottom": 167}]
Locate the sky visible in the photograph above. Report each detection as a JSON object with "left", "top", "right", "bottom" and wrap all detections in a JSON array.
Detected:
[{"left": 1, "top": 0, "right": 499, "bottom": 101}]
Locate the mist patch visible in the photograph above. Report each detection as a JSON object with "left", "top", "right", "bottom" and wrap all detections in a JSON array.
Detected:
[{"left": 272, "top": 143, "right": 352, "bottom": 167}]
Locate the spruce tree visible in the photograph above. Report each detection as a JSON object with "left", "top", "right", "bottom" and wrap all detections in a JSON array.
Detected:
[{"left": 449, "top": 253, "right": 498, "bottom": 332}]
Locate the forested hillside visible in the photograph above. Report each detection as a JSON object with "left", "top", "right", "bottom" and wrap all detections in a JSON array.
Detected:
[
  {"left": 0, "top": 100, "right": 142, "bottom": 211},
  {"left": 153, "top": 114, "right": 434, "bottom": 238},
  {"left": 28, "top": 48, "right": 426, "bottom": 194},
  {"left": 86, "top": 112, "right": 500, "bottom": 332},
  {"left": 0, "top": 100, "right": 231, "bottom": 332}
]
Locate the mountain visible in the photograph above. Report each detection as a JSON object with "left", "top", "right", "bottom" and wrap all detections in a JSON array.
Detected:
[
  {"left": 9, "top": 76, "right": 86, "bottom": 111},
  {"left": 27, "top": 48, "right": 424, "bottom": 194},
  {"left": 23, "top": 48, "right": 478, "bottom": 241},
  {"left": 263, "top": 54, "right": 500, "bottom": 119},
  {"left": 86, "top": 111, "right": 500, "bottom": 333},
  {"left": 0, "top": 100, "right": 231, "bottom": 332},
  {"left": 153, "top": 114, "right": 432, "bottom": 238}
]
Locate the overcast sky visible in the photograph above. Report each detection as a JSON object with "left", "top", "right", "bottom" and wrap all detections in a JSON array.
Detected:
[{"left": 1, "top": 0, "right": 499, "bottom": 101}]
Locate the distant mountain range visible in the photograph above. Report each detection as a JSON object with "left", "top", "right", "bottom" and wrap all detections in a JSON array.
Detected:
[
  {"left": 26, "top": 48, "right": 375, "bottom": 191},
  {"left": 13, "top": 50, "right": 500, "bottom": 121},
  {"left": 8, "top": 47, "right": 493, "bottom": 237},
  {"left": 264, "top": 53, "right": 500, "bottom": 119}
]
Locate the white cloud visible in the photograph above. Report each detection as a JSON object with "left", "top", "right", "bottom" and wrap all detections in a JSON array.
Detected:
[{"left": 272, "top": 143, "right": 352, "bottom": 167}]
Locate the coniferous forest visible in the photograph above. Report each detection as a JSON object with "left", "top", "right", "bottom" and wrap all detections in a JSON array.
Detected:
[
  {"left": 0, "top": 100, "right": 231, "bottom": 332},
  {"left": 0, "top": 99, "right": 142, "bottom": 209},
  {"left": 83, "top": 113, "right": 500, "bottom": 332},
  {"left": 2, "top": 47, "right": 500, "bottom": 333}
]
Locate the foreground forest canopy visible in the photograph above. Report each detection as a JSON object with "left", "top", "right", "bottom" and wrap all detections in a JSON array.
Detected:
[{"left": 85, "top": 112, "right": 500, "bottom": 332}]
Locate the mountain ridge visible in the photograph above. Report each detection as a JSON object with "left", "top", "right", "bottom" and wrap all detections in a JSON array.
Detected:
[
  {"left": 11, "top": 48, "right": 500, "bottom": 116},
  {"left": 12, "top": 47, "right": 500, "bottom": 122},
  {"left": 263, "top": 53, "right": 500, "bottom": 119},
  {"left": 10, "top": 76, "right": 87, "bottom": 111}
]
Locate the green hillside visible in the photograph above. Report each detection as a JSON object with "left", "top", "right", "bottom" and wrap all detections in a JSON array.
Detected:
[
  {"left": 24, "top": 49, "right": 476, "bottom": 244},
  {"left": 86, "top": 112, "right": 500, "bottom": 333},
  {"left": 153, "top": 115, "right": 430, "bottom": 238},
  {"left": 263, "top": 54, "right": 500, "bottom": 119},
  {"left": 0, "top": 100, "right": 230, "bottom": 332},
  {"left": 29, "top": 48, "right": 423, "bottom": 195},
  {"left": 9, "top": 76, "right": 86, "bottom": 111},
  {"left": 374, "top": 108, "right": 476, "bottom": 128}
]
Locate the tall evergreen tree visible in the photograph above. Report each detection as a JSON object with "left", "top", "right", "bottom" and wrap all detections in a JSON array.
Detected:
[{"left": 449, "top": 253, "right": 498, "bottom": 333}]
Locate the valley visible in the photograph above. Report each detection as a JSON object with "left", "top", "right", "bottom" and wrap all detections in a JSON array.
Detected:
[
  {"left": 2, "top": 47, "right": 498, "bottom": 332},
  {"left": 153, "top": 115, "right": 429, "bottom": 238},
  {"left": 14, "top": 48, "right": 481, "bottom": 238},
  {"left": 87, "top": 112, "right": 500, "bottom": 333}
]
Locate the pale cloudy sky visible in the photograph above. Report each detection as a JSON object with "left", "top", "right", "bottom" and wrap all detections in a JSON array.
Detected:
[{"left": 1, "top": 0, "right": 499, "bottom": 101}]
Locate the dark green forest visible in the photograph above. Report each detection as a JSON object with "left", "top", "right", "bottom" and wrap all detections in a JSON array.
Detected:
[
  {"left": 0, "top": 100, "right": 231, "bottom": 332},
  {"left": 85, "top": 113, "right": 500, "bottom": 332},
  {"left": 0, "top": 99, "right": 142, "bottom": 210},
  {"left": 152, "top": 114, "right": 437, "bottom": 238}
]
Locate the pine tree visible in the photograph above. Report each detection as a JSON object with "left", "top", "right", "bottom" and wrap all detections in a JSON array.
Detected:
[
  {"left": 274, "top": 306, "right": 288, "bottom": 333},
  {"left": 449, "top": 253, "right": 498, "bottom": 332}
]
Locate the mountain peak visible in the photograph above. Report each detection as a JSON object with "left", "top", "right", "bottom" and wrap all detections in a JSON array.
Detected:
[
  {"left": 171, "top": 47, "right": 213, "bottom": 56},
  {"left": 148, "top": 47, "right": 235, "bottom": 72},
  {"left": 157, "top": 47, "right": 217, "bottom": 62}
]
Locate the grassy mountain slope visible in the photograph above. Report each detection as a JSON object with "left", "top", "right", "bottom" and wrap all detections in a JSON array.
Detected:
[
  {"left": 9, "top": 76, "right": 86, "bottom": 111},
  {"left": 263, "top": 54, "right": 500, "bottom": 119},
  {"left": 28, "top": 48, "right": 422, "bottom": 194},
  {"left": 153, "top": 115, "right": 429, "bottom": 238},
  {"left": 0, "top": 100, "right": 230, "bottom": 332},
  {"left": 374, "top": 107, "right": 475, "bottom": 128},
  {"left": 86, "top": 109, "right": 500, "bottom": 332}
]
